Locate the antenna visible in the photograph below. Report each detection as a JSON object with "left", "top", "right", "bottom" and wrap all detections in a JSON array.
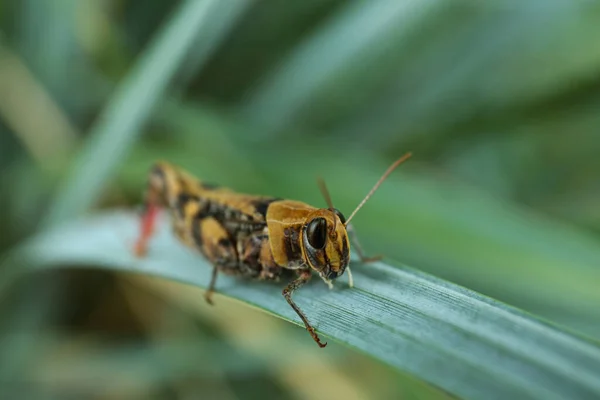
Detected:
[
  {"left": 317, "top": 177, "right": 338, "bottom": 232},
  {"left": 344, "top": 152, "right": 412, "bottom": 226}
]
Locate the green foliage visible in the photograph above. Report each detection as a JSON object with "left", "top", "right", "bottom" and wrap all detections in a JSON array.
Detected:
[
  {"left": 43, "top": 0, "right": 250, "bottom": 228},
  {"left": 17, "top": 211, "right": 600, "bottom": 399},
  {"left": 1, "top": 0, "right": 600, "bottom": 398}
]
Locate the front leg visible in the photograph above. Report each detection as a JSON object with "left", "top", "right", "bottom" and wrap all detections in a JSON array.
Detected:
[
  {"left": 317, "top": 275, "right": 334, "bottom": 290},
  {"left": 282, "top": 269, "right": 327, "bottom": 348},
  {"left": 345, "top": 224, "right": 382, "bottom": 288},
  {"left": 346, "top": 223, "right": 382, "bottom": 263}
]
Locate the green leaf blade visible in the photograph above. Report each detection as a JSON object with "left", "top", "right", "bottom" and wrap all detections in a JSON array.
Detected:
[
  {"left": 19, "top": 212, "right": 600, "bottom": 400},
  {"left": 43, "top": 0, "right": 249, "bottom": 228}
]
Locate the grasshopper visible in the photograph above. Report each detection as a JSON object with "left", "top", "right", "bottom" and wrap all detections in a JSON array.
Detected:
[{"left": 134, "top": 153, "right": 412, "bottom": 347}]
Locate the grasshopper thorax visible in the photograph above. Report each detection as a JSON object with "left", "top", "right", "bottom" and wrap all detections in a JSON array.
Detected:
[{"left": 301, "top": 208, "right": 350, "bottom": 281}]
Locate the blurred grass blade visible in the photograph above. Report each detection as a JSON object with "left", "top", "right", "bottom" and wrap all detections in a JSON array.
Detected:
[
  {"left": 17, "top": 211, "right": 600, "bottom": 400},
  {"left": 240, "top": 0, "right": 441, "bottom": 136},
  {"left": 29, "top": 336, "right": 275, "bottom": 386},
  {"left": 43, "top": 0, "right": 248, "bottom": 228},
  {"left": 336, "top": 2, "right": 600, "bottom": 149}
]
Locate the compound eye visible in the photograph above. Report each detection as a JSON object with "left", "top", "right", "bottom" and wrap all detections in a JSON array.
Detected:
[
  {"left": 333, "top": 208, "right": 346, "bottom": 224},
  {"left": 306, "top": 217, "right": 327, "bottom": 249}
]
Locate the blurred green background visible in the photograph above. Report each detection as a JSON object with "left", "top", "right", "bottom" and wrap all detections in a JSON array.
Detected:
[{"left": 1, "top": 0, "right": 600, "bottom": 398}]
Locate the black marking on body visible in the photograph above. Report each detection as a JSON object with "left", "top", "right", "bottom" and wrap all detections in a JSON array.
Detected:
[
  {"left": 177, "top": 175, "right": 194, "bottom": 195},
  {"left": 190, "top": 201, "right": 212, "bottom": 250},
  {"left": 341, "top": 236, "right": 349, "bottom": 266},
  {"left": 177, "top": 193, "right": 199, "bottom": 204},
  {"left": 200, "top": 182, "right": 220, "bottom": 190},
  {"left": 252, "top": 198, "right": 281, "bottom": 218},
  {"left": 323, "top": 246, "right": 330, "bottom": 269},
  {"left": 193, "top": 201, "right": 211, "bottom": 220},
  {"left": 191, "top": 216, "right": 204, "bottom": 249},
  {"left": 236, "top": 233, "right": 285, "bottom": 281},
  {"left": 283, "top": 227, "right": 302, "bottom": 263},
  {"left": 175, "top": 193, "right": 200, "bottom": 218},
  {"left": 192, "top": 200, "right": 266, "bottom": 237},
  {"left": 238, "top": 233, "right": 267, "bottom": 278}
]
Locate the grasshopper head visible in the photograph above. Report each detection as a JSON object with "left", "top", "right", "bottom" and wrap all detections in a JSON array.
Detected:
[
  {"left": 306, "top": 151, "right": 412, "bottom": 283},
  {"left": 301, "top": 208, "right": 350, "bottom": 281}
]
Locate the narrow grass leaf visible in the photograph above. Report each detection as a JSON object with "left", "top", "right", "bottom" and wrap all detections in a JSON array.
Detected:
[
  {"left": 43, "top": 0, "right": 246, "bottom": 228},
  {"left": 240, "top": 0, "right": 442, "bottom": 137},
  {"left": 16, "top": 212, "right": 600, "bottom": 400}
]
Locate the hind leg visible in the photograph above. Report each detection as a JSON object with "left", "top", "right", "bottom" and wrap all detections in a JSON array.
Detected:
[
  {"left": 134, "top": 163, "right": 185, "bottom": 257},
  {"left": 134, "top": 162, "right": 207, "bottom": 257}
]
